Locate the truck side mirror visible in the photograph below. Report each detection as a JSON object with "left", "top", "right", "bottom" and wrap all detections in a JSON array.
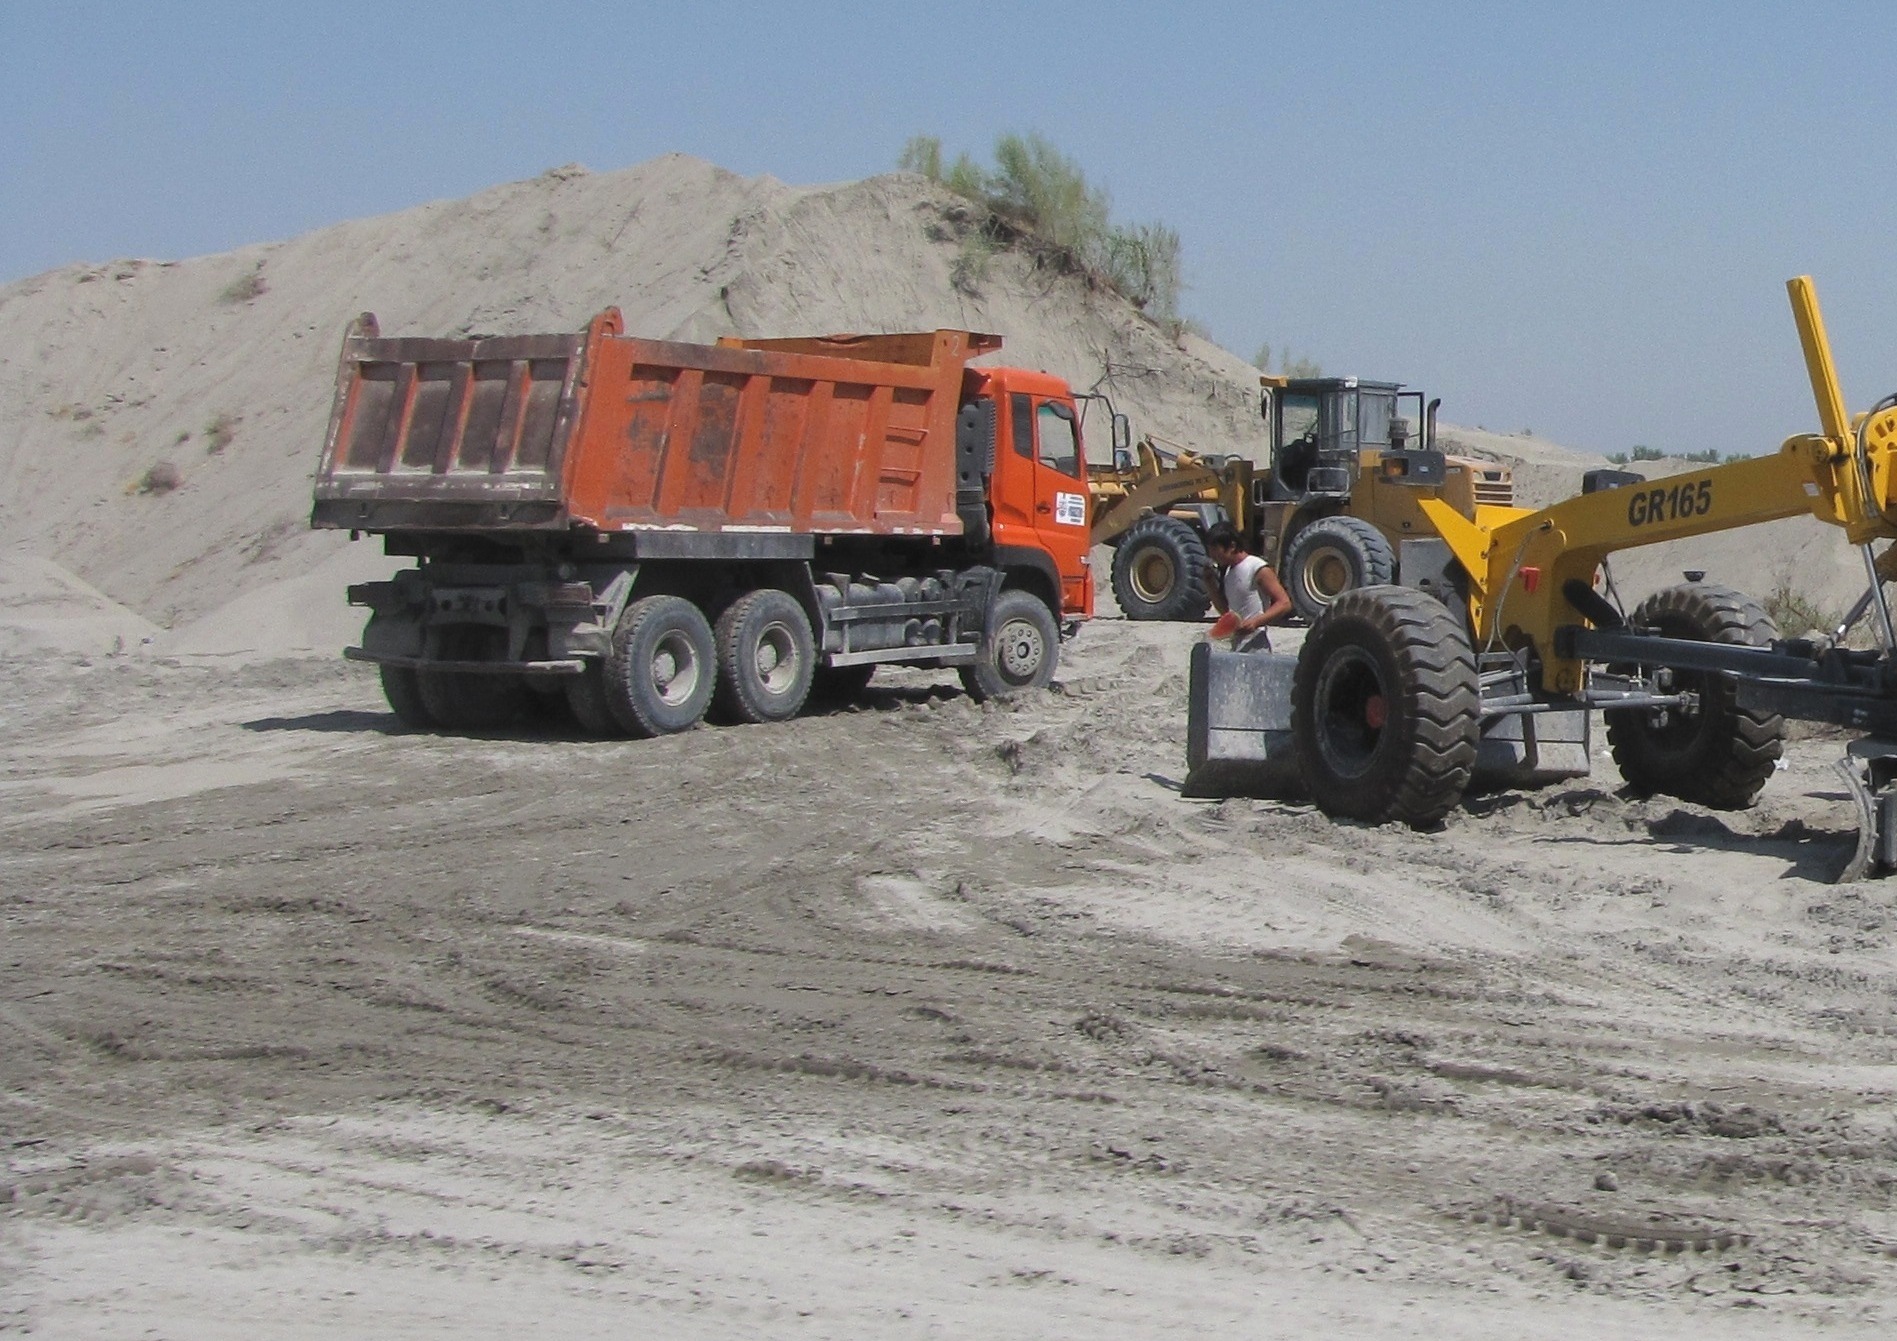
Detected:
[{"left": 1112, "top": 413, "right": 1131, "bottom": 455}]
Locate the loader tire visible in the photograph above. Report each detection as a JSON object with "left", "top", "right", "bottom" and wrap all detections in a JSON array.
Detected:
[
  {"left": 379, "top": 665, "right": 435, "bottom": 730},
  {"left": 604, "top": 595, "right": 716, "bottom": 737},
  {"left": 1111, "top": 517, "right": 1211, "bottom": 621},
  {"left": 960, "top": 589, "right": 1059, "bottom": 702},
  {"left": 1283, "top": 516, "right": 1397, "bottom": 622},
  {"left": 415, "top": 627, "right": 529, "bottom": 730},
  {"left": 713, "top": 588, "right": 815, "bottom": 725},
  {"left": 1604, "top": 584, "right": 1784, "bottom": 809},
  {"left": 1291, "top": 584, "right": 1479, "bottom": 826}
]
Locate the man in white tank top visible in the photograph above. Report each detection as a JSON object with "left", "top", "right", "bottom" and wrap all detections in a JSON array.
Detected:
[{"left": 1203, "top": 522, "right": 1292, "bottom": 652}]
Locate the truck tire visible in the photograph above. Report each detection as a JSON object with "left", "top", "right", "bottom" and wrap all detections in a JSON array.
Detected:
[
  {"left": 604, "top": 595, "right": 717, "bottom": 737},
  {"left": 1283, "top": 516, "right": 1397, "bottom": 622},
  {"left": 1291, "top": 585, "right": 1479, "bottom": 826},
  {"left": 379, "top": 665, "right": 435, "bottom": 730},
  {"left": 416, "top": 628, "right": 529, "bottom": 730},
  {"left": 1110, "top": 517, "right": 1211, "bottom": 621},
  {"left": 960, "top": 589, "right": 1060, "bottom": 702},
  {"left": 564, "top": 666, "right": 626, "bottom": 736},
  {"left": 1604, "top": 584, "right": 1784, "bottom": 808},
  {"left": 713, "top": 588, "right": 815, "bottom": 724}
]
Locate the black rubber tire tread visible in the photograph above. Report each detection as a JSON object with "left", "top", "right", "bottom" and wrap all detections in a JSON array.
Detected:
[
  {"left": 414, "top": 628, "right": 529, "bottom": 730},
  {"left": 1283, "top": 515, "right": 1398, "bottom": 622},
  {"left": 712, "top": 588, "right": 816, "bottom": 725},
  {"left": 1290, "top": 584, "right": 1480, "bottom": 827},
  {"left": 1110, "top": 516, "right": 1211, "bottom": 621},
  {"left": 379, "top": 665, "right": 435, "bottom": 730},
  {"left": 1604, "top": 583, "right": 1784, "bottom": 809},
  {"left": 564, "top": 666, "right": 625, "bottom": 736},
  {"left": 603, "top": 595, "right": 717, "bottom": 738},
  {"left": 959, "top": 589, "right": 1061, "bottom": 703},
  {"left": 810, "top": 662, "right": 876, "bottom": 705}
]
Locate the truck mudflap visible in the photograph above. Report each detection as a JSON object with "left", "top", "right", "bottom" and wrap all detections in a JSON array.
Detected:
[{"left": 1182, "top": 644, "right": 1591, "bottom": 799}]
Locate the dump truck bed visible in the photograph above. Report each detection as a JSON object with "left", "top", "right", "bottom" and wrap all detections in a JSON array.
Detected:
[{"left": 310, "top": 310, "right": 1001, "bottom": 538}]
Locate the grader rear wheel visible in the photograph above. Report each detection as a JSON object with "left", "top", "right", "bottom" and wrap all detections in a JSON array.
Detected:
[
  {"left": 1604, "top": 583, "right": 1784, "bottom": 808},
  {"left": 1290, "top": 585, "right": 1479, "bottom": 826}
]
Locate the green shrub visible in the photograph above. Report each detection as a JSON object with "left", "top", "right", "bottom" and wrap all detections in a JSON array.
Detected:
[
  {"left": 136, "top": 461, "right": 182, "bottom": 494},
  {"left": 900, "top": 131, "right": 1185, "bottom": 326},
  {"left": 1252, "top": 344, "right": 1323, "bottom": 378},
  {"left": 1762, "top": 581, "right": 1842, "bottom": 639},
  {"left": 221, "top": 265, "right": 267, "bottom": 304},
  {"left": 204, "top": 412, "right": 238, "bottom": 454}
]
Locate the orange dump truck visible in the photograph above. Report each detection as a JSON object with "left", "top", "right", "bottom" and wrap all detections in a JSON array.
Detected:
[{"left": 311, "top": 309, "right": 1112, "bottom": 734}]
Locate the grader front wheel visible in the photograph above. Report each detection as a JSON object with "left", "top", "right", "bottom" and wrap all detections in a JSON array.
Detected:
[{"left": 1290, "top": 585, "right": 1480, "bottom": 826}]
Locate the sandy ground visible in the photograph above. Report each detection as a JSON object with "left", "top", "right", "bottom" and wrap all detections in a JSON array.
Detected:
[{"left": 5, "top": 613, "right": 1897, "bottom": 1338}]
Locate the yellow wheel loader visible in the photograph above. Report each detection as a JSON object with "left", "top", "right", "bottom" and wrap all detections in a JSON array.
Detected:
[
  {"left": 1188, "top": 277, "right": 1897, "bottom": 881},
  {"left": 1089, "top": 378, "right": 1516, "bottom": 621}
]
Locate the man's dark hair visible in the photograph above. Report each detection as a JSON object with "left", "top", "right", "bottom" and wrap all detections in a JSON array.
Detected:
[{"left": 1206, "top": 522, "right": 1244, "bottom": 552}]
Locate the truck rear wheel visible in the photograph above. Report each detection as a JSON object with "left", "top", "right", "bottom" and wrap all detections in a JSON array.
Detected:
[
  {"left": 713, "top": 589, "right": 815, "bottom": 724},
  {"left": 605, "top": 595, "right": 716, "bottom": 737},
  {"left": 1290, "top": 585, "right": 1479, "bottom": 826},
  {"left": 1604, "top": 584, "right": 1784, "bottom": 808},
  {"left": 960, "top": 589, "right": 1059, "bottom": 702},
  {"left": 379, "top": 666, "right": 435, "bottom": 730},
  {"left": 1110, "top": 517, "right": 1211, "bottom": 621},
  {"left": 416, "top": 628, "right": 529, "bottom": 730},
  {"left": 1283, "top": 517, "right": 1397, "bottom": 622}
]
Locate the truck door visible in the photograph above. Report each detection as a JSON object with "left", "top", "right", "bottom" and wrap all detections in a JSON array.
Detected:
[{"left": 1009, "top": 392, "right": 1093, "bottom": 616}]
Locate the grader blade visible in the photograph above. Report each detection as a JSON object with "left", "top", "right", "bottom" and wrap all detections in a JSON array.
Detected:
[
  {"left": 1182, "top": 644, "right": 1303, "bottom": 798},
  {"left": 1182, "top": 641, "right": 1592, "bottom": 800}
]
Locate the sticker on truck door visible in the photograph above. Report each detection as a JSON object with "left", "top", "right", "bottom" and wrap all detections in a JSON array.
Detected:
[{"left": 1054, "top": 491, "right": 1087, "bottom": 526}]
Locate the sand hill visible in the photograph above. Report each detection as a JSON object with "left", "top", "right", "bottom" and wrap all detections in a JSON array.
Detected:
[{"left": 0, "top": 154, "right": 1871, "bottom": 657}]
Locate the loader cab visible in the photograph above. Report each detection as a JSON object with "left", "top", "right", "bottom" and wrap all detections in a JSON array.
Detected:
[{"left": 1265, "top": 378, "right": 1413, "bottom": 502}]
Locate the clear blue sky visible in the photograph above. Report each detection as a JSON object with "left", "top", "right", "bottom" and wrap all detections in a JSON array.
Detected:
[{"left": 5, "top": 1, "right": 1895, "bottom": 458}]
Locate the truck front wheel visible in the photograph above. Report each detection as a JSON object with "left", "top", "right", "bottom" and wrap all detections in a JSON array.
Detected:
[
  {"left": 714, "top": 588, "right": 815, "bottom": 724},
  {"left": 605, "top": 595, "right": 717, "bottom": 736},
  {"left": 960, "top": 589, "right": 1059, "bottom": 702},
  {"left": 1110, "top": 517, "right": 1211, "bottom": 621}
]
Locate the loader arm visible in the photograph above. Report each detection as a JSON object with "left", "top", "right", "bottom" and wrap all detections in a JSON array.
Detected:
[{"left": 1419, "top": 276, "right": 1897, "bottom": 694}]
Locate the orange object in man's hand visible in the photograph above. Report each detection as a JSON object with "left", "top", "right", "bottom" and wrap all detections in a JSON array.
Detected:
[{"left": 1208, "top": 612, "right": 1239, "bottom": 640}]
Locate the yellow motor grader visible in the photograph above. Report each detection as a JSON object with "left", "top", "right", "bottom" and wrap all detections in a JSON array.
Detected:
[
  {"left": 1089, "top": 377, "right": 1516, "bottom": 621},
  {"left": 1189, "top": 277, "right": 1897, "bottom": 881}
]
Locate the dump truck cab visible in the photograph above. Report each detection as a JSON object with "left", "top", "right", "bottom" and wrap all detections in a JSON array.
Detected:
[{"left": 967, "top": 365, "right": 1097, "bottom": 620}]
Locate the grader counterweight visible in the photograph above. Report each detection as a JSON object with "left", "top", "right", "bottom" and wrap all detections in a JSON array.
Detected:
[{"left": 1188, "top": 277, "right": 1897, "bottom": 880}]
